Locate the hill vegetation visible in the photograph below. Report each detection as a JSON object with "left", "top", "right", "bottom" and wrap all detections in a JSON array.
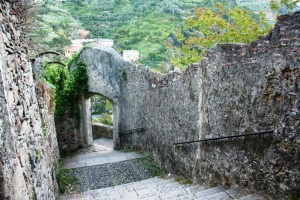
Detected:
[
  {"left": 169, "top": 3, "right": 272, "bottom": 67},
  {"left": 31, "top": 0, "right": 237, "bottom": 71},
  {"left": 29, "top": 3, "right": 82, "bottom": 53},
  {"left": 31, "top": 0, "right": 298, "bottom": 71}
]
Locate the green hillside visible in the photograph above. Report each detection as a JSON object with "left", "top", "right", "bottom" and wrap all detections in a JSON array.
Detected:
[
  {"left": 61, "top": 0, "right": 238, "bottom": 70},
  {"left": 236, "top": 0, "right": 276, "bottom": 24},
  {"left": 29, "top": 2, "right": 82, "bottom": 54},
  {"left": 32, "top": 0, "right": 257, "bottom": 71}
]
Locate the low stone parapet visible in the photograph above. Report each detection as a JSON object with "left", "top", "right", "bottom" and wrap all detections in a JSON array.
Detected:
[{"left": 92, "top": 123, "right": 113, "bottom": 139}]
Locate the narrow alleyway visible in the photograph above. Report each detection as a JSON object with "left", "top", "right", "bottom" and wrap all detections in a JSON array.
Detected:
[{"left": 59, "top": 139, "right": 267, "bottom": 200}]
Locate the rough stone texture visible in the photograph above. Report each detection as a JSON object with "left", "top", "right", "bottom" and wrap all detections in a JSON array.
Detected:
[
  {"left": 59, "top": 177, "right": 266, "bottom": 200},
  {"left": 62, "top": 138, "right": 143, "bottom": 169},
  {"left": 92, "top": 123, "right": 113, "bottom": 139},
  {"left": 65, "top": 157, "right": 159, "bottom": 193},
  {"left": 192, "top": 13, "right": 300, "bottom": 198},
  {"left": 58, "top": 11, "right": 299, "bottom": 199},
  {"left": 60, "top": 140, "right": 265, "bottom": 200},
  {"left": 118, "top": 12, "right": 300, "bottom": 199},
  {"left": 119, "top": 62, "right": 202, "bottom": 177},
  {"left": 60, "top": 46, "right": 125, "bottom": 150},
  {"left": 0, "top": 1, "right": 59, "bottom": 199},
  {"left": 78, "top": 46, "right": 124, "bottom": 148},
  {"left": 55, "top": 110, "right": 81, "bottom": 152},
  {"left": 75, "top": 45, "right": 125, "bottom": 102}
]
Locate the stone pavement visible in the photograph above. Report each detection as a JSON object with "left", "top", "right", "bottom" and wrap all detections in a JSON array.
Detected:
[
  {"left": 63, "top": 138, "right": 143, "bottom": 169},
  {"left": 60, "top": 177, "right": 267, "bottom": 200},
  {"left": 60, "top": 138, "right": 267, "bottom": 200},
  {"left": 62, "top": 157, "right": 161, "bottom": 193}
]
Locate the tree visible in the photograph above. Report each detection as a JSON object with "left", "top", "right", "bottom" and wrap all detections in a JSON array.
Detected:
[
  {"left": 168, "top": 3, "right": 272, "bottom": 68},
  {"left": 270, "top": 0, "right": 300, "bottom": 15}
]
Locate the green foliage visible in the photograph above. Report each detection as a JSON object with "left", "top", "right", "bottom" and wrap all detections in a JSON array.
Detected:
[
  {"left": 100, "top": 113, "right": 113, "bottom": 126},
  {"left": 41, "top": 118, "right": 49, "bottom": 137},
  {"left": 56, "top": 167, "right": 77, "bottom": 194},
  {"left": 29, "top": 2, "right": 81, "bottom": 53},
  {"left": 169, "top": 3, "right": 272, "bottom": 68},
  {"left": 35, "top": 149, "right": 41, "bottom": 161},
  {"left": 49, "top": 0, "right": 237, "bottom": 70},
  {"left": 43, "top": 52, "right": 88, "bottom": 118},
  {"left": 91, "top": 95, "right": 113, "bottom": 126},
  {"left": 270, "top": 0, "right": 299, "bottom": 15},
  {"left": 175, "top": 177, "right": 193, "bottom": 185},
  {"left": 106, "top": 100, "right": 113, "bottom": 111},
  {"left": 33, "top": 0, "right": 271, "bottom": 71},
  {"left": 284, "top": 194, "right": 299, "bottom": 200},
  {"left": 138, "top": 155, "right": 162, "bottom": 177},
  {"left": 91, "top": 97, "right": 106, "bottom": 115},
  {"left": 67, "top": 46, "right": 90, "bottom": 69},
  {"left": 91, "top": 96, "right": 113, "bottom": 114}
]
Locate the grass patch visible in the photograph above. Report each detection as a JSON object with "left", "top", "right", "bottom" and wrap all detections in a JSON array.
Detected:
[
  {"left": 138, "top": 155, "right": 163, "bottom": 177},
  {"left": 285, "top": 195, "right": 299, "bottom": 200},
  {"left": 120, "top": 147, "right": 135, "bottom": 153},
  {"left": 56, "top": 165, "right": 77, "bottom": 194},
  {"left": 60, "top": 144, "right": 91, "bottom": 158},
  {"left": 175, "top": 177, "right": 193, "bottom": 185}
]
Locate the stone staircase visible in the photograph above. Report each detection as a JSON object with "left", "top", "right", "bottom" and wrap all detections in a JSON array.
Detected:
[
  {"left": 59, "top": 176, "right": 267, "bottom": 200},
  {"left": 59, "top": 139, "right": 267, "bottom": 200}
]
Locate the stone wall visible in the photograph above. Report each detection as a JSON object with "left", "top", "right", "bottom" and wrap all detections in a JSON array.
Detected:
[
  {"left": 0, "top": 1, "right": 59, "bottom": 199},
  {"left": 119, "top": 12, "right": 300, "bottom": 199},
  {"left": 63, "top": 46, "right": 125, "bottom": 150},
  {"left": 92, "top": 123, "right": 113, "bottom": 139},
  {"left": 55, "top": 110, "right": 81, "bottom": 152}
]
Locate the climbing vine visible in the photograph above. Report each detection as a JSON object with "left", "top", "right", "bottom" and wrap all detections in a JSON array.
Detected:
[{"left": 43, "top": 51, "right": 88, "bottom": 118}]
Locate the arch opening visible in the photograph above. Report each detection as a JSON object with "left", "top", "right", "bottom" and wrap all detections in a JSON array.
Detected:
[
  {"left": 81, "top": 92, "right": 120, "bottom": 150},
  {"left": 74, "top": 46, "right": 125, "bottom": 150}
]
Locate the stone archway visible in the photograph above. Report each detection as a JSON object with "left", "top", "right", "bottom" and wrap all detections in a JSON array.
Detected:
[{"left": 73, "top": 45, "right": 125, "bottom": 149}]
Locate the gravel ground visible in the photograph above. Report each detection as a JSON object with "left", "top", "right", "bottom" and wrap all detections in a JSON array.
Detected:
[{"left": 65, "top": 156, "right": 160, "bottom": 193}]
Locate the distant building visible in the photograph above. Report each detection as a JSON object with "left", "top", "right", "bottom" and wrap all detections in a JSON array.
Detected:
[
  {"left": 123, "top": 50, "right": 139, "bottom": 62},
  {"left": 64, "top": 38, "right": 114, "bottom": 57},
  {"left": 64, "top": 44, "right": 83, "bottom": 58},
  {"left": 79, "top": 29, "right": 89, "bottom": 38},
  {"left": 55, "top": 0, "right": 67, "bottom": 3},
  {"left": 71, "top": 38, "right": 114, "bottom": 47},
  {"left": 97, "top": 39, "right": 114, "bottom": 47},
  {"left": 72, "top": 39, "right": 95, "bottom": 45}
]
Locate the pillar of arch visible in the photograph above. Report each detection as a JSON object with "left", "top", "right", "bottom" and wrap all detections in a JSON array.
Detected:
[{"left": 72, "top": 45, "right": 125, "bottom": 149}]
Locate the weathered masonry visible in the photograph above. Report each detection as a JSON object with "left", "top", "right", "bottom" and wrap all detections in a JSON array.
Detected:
[
  {"left": 0, "top": 1, "right": 59, "bottom": 199},
  {"left": 1, "top": 0, "right": 298, "bottom": 198},
  {"left": 70, "top": 12, "right": 300, "bottom": 199}
]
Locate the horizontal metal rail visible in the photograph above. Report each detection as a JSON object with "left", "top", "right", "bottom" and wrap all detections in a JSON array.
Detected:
[
  {"left": 45, "top": 61, "right": 66, "bottom": 67},
  {"left": 120, "top": 127, "right": 146, "bottom": 134},
  {"left": 173, "top": 130, "right": 275, "bottom": 146}
]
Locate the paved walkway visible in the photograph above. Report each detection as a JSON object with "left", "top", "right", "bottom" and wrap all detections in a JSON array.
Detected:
[
  {"left": 63, "top": 138, "right": 143, "bottom": 169},
  {"left": 60, "top": 138, "right": 267, "bottom": 200},
  {"left": 60, "top": 177, "right": 266, "bottom": 200}
]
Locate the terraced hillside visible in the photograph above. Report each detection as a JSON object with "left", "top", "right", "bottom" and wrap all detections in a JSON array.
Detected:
[
  {"left": 29, "top": 3, "right": 82, "bottom": 53},
  {"left": 31, "top": 0, "right": 237, "bottom": 70},
  {"left": 33, "top": 0, "right": 295, "bottom": 70},
  {"left": 236, "top": 0, "right": 276, "bottom": 24}
]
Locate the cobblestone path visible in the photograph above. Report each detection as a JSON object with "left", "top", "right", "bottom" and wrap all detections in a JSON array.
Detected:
[{"left": 59, "top": 139, "right": 267, "bottom": 200}]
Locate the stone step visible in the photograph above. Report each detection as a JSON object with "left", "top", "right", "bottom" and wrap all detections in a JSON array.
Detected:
[
  {"left": 60, "top": 176, "right": 268, "bottom": 200},
  {"left": 63, "top": 151, "right": 143, "bottom": 169},
  {"left": 239, "top": 194, "right": 267, "bottom": 200},
  {"left": 225, "top": 187, "right": 251, "bottom": 199},
  {"left": 185, "top": 185, "right": 206, "bottom": 195},
  {"left": 60, "top": 141, "right": 267, "bottom": 200},
  {"left": 194, "top": 185, "right": 228, "bottom": 199},
  {"left": 205, "top": 191, "right": 231, "bottom": 200}
]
